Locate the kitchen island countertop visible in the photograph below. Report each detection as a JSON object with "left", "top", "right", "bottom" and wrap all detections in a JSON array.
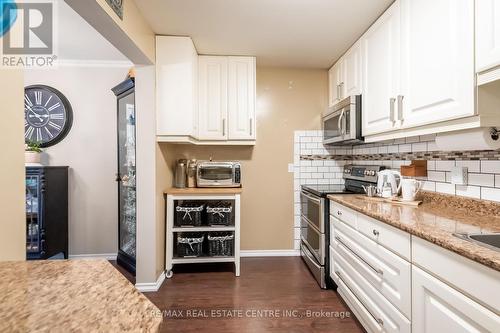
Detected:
[{"left": 0, "top": 259, "right": 162, "bottom": 332}]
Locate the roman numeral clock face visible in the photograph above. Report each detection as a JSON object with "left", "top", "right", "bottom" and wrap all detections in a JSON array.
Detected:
[{"left": 24, "top": 85, "right": 73, "bottom": 147}]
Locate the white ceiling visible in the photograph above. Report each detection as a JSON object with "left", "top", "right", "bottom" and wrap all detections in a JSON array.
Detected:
[
  {"left": 57, "top": 0, "right": 129, "bottom": 62},
  {"left": 135, "top": 0, "right": 393, "bottom": 68}
]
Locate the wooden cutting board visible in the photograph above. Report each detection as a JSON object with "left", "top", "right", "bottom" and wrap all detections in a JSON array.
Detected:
[{"left": 356, "top": 195, "right": 422, "bottom": 207}]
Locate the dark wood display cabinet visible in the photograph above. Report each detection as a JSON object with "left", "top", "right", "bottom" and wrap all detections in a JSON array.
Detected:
[{"left": 25, "top": 166, "right": 68, "bottom": 260}]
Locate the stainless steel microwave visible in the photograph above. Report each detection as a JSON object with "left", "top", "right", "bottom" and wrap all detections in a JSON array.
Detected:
[
  {"left": 322, "top": 95, "right": 363, "bottom": 145},
  {"left": 196, "top": 161, "right": 241, "bottom": 188}
]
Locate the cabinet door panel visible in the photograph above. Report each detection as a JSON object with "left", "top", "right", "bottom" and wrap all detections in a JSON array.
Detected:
[
  {"left": 362, "top": 1, "right": 401, "bottom": 136},
  {"left": 329, "top": 62, "right": 342, "bottom": 106},
  {"left": 198, "top": 56, "right": 228, "bottom": 140},
  {"left": 412, "top": 266, "right": 500, "bottom": 333},
  {"left": 401, "top": 0, "right": 474, "bottom": 127},
  {"left": 476, "top": 0, "right": 500, "bottom": 72},
  {"left": 228, "top": 57, "right": 255, "bottom": 140},
  {"left": 343, "top": 42, "right": 362, "bottom": 96}
]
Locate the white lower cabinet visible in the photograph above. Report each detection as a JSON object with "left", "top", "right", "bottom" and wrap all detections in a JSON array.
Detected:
[
  {"left": 412, "top": 265, "right": 500, "bottom": 333},
  {"left": 330, "top": 200, "right": 500, "bottom": 333}
]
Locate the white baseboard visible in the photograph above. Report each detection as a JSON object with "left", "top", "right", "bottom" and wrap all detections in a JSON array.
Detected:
[
  {"left": 135, "top": 272, "right": 165, "bottom": 293},
  {"left": 240, "top": 250, "right": 300, "bottom": 257},
  {"left": 68, "top": 253, "right": 117, "bottom": 260}
]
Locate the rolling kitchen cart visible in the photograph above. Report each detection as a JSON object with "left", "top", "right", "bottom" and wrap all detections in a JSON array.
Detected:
[{"left": 164, "top": 188, "right": 242, "bottom": 278}]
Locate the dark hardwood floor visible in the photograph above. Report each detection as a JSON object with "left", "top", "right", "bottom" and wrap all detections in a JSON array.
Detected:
[{"left": 113, "top": 257, "right": 364, "bottom": 333}]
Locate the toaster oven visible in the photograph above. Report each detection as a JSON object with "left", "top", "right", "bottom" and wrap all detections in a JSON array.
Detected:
[{"left": 196, "top": 161, "right": 241, "bottom": 188}]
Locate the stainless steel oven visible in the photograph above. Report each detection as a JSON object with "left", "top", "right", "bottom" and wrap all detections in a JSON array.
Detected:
[
  {"left": 322, "top": 95, "right": 363, "bottom": 145},
  {"left": 300, "top": 188, "right": 327, "bottom": 288}
]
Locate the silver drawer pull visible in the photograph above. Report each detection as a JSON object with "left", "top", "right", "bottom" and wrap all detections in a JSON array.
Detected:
[
  {"left": 372, "top": 229, "right": 379, "bottom": 237},
  {"left": 376, "top": 318, "right": 384, "bottom": 326},
  {"left": 337, "top": 211, "right": 342, "bottom": 216},
  {"left": 335, "top": 236, "right": 383, "bottom": 276}
]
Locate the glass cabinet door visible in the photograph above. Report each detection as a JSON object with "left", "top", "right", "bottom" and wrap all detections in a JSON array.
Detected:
[
  {"left": 118, "top": 91, "right": 136, "bottom": 260},
  {"left": 26, "top": 174, "right": 40, "bottom": 254}
]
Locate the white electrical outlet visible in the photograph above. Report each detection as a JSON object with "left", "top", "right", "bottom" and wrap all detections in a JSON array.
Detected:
[{"left": 451, "top": 166, "right": 468, "bottom": 185}]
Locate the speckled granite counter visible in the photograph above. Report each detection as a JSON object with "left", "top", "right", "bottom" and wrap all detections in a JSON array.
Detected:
[
  {"left": 327, "top": 192, "right": 500, "bottom": 272},
  {"left": 0, "top": 259, "right": 162, "bottom": 332}
]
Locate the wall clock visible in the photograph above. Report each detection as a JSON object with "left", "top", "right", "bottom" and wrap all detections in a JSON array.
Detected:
[{"left": 24, "top": 85, "right": 73, "bottom": 148}]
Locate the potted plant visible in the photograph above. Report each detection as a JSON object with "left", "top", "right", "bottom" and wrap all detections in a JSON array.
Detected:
[{"left": 25, "top": 141, "right": 43, "bottom": 165}]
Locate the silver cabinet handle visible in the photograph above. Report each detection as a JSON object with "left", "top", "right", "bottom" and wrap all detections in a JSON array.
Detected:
[
  {"left": 390, "top": 97, "right": 396, "bottom": 125},
  {"left": 249, "top": 118, "right": 253, "bottom": 136},
  {"left": 373, "top": 229, "right": 380, "bottom": 237},
  {"left": 337, "top": 210, "right": 342, "bottom": 216},
  {"left": 335, "top": 235, "right": 383, "bottom": 276},
  {"left": 337, "top": 85, "right": 340, "bottom": 100},
  {"left": 397, "top": 95, "right": 404, "bottom": 125},
  {"left": 340, "top": 82, "right": 344, "bottom": 99},
  {"left": 376, "top": 318, "right": 384, "bottom": 326},
  {"left": 222, "top": 119, "right": 226, "bottom": 136}
]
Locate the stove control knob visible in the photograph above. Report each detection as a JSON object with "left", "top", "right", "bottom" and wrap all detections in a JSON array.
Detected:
[{"left": 370, "top": 170, "right": 376, "bottom": 176}]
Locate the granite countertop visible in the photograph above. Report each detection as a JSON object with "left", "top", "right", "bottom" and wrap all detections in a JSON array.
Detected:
[
  {"left": 0, "top": 259, "right": 162, "bottom": 332},
  {"left": 327, "top": 192, "right": 500, "bottom": 272},
  {"left": 165, "top": 187, "right": 243, "bottom": 194}
]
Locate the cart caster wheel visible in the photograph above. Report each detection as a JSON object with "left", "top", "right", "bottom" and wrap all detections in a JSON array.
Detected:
[{"left": 166, "top": 270, "right": 173, "bottom": 279}]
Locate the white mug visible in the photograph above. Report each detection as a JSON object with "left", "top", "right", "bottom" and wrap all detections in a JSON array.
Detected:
[{"left": 399, "top": 178, "right": 422, "bottom": 201}]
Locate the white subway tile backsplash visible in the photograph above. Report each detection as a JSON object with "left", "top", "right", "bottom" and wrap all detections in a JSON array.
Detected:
[
  {"left": 427, "top": 141, "right": 439, "bottom": 151},
  {"left": 317, "top": 166, "right": 329, "bottom": 172},
  {"left": 436, "top": 182, "right": 455, "bottom": 195},
  {"left": 428, "top": 171, "right": 446, "bottom": 182},
  {"left": 427, "top": 160, "right": 436, "bottom": 171},
  {"left": 405, "top": 136, "right": 420, "bottom": 144},
  {"left": 419, "top": 134, "right": 436, "bottom": 142},
  {"left": 388, "top": 145, "right": 399, "bottom": 153},
  {"left": 456, "top": 160, "right": 480, "bottom": 173},
  {"left": 311, "top": 160, "right": 324, "bottom": 166},
  {"left": 412, "top": 142, "right": 427, "bottom": 152},
  {"left": 481, "top": 187, "right": 500, "bottom": 202},
  {"left": 422, "top": 181, "right": 436, "bottom": 192},
  {"left": 394, "top": 138, "right": 406, "bottom": 144},
  {"left": 456, "top": 185, "right": 481, "bottom": 199},
  {"left": 399, "top": 144, "right": 412, "bottom": 153},
  {"left": 435, "top": 160, "right": 455, "bottom": 171},
  {"left": 311, "top": 172, "right": 323, "bottom": 179},
  {"left": 378, "top": 146, "right": 388, "bottom": 154},
  {"left": 481, "top": 160, "right": 500, "bottom": 174},
  {"left": 468, "top": 173, "right": 495, "bottom": 187},
  {"left": 496, "top": 175, "right": 500, "bottom": 188}
]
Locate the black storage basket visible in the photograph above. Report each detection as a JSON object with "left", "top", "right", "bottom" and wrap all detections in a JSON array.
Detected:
[
  {"left": 208, "top": 232, "right": 234, "bottom": 257},
  {"left": 206, "top": 202, "right": 233, "bottom": 226},
  {"left": 177, "top": 232, "right": 204, "bottom": 257},
  {"left": 175, "top": 202, "right": 204, "bottom": 226}
]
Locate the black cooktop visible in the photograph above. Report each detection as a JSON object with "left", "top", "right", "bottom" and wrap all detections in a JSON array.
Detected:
[{"left": 301, "top": 184, "right": 354, "bottom": 197}]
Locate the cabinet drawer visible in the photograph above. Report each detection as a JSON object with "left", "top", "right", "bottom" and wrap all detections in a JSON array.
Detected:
[
  {"left": 330, "top": 201, "right": 357, "bottom": 229},
  {"left": 357, "top": 214, "right": 410, "bottom": 260},
  {"left": 412, "top": 236, "right": 500, "bottom": 313},
  {"left": 333, "top": 246, "right": 411, "bottom": 333},
  {"left": 332, "top": 218, "right": 411, "bottom": 318}
]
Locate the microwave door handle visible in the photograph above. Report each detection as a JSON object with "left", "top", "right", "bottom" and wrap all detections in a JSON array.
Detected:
[
  {"left": 337, "top": 111, "right": 344, "bottom": 136},
  {"left": 342, "top": 109, "right": 347, "bottom": 135}
]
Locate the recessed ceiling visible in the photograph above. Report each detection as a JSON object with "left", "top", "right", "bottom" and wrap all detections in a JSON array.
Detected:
[
  {"left": 135, "top": 0, "right": 393, "bottom": 68},
  {"left": 57, "top": 0, "right": 129, "bottom": 63}
]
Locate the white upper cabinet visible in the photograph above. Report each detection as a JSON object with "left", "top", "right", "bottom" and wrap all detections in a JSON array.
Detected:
[
  {"left": 156, "top": 36, "right": 198, "bottom": 137},
  {"left": 328, "top": 61, "right": 342, "bottom": 106},
  {"left": 228, "top": 57, "right": 256, "bottom": 140},
  {"left": 361, "top": 0, "right": 402, "bottom": 136},
  {"left": 198, "top": 56, "right": 228, "bottom": 140},
  {"left": 342, "top": 41, "right": 363, "bottom": 97},
  {"left": 412, "top": 266, "right": 500, "bottom": 333},
  {"left": 400, "top": 0, "right": 475, "bottom": 128},
  {"left": 476, "top": 0, "right": 500, "bottom": 73}
]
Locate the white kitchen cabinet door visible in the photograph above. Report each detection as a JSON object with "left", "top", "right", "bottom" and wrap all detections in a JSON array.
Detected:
[
  {"left": 328, "top": 61, "right": 342, "bottom": 107},
  {"left": 342, "top": 41, "right": 363, "bottom": 97},
  {"left": 228, "top": 57, "right": 256, "bottom": 140},
  {"left": 412, "top": 266, "right": 500, "bottom": 333},
  {"left": 362, "top": 0, "right": 401, "bottom": 136},
  {"left": 198, "top": 56, "right": 228, "bottom": 140},
  {"left": 400, "top": 0, "right": 474, "bottom": 128},
  {"left": 476, "top": 0, "right": 500, "bottom": 73}
]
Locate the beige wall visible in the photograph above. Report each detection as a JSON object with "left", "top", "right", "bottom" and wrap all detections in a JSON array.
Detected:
[
  {"left": 24, "top": 65, "right": 130, "bottom": 255},
  {"left": 0, "top": 69, "right": 26, "bottom": 261},
  {"left": 158, "top": 67, "right": 327, "bottom": 251}
]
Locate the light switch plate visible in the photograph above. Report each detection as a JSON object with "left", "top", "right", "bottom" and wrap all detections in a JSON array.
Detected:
[{"left": 451, "top": 166, "right": 468, "bottom": 185}]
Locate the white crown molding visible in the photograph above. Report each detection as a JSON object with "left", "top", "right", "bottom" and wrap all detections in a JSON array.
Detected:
[
  {"left": 56, "top": 59, "right": 133, "bottom": 68},
  {"left": 68, "top": 253, "right": 117, "bottom": 260},
  {"left": 240, "top": 250, "right": 300, "bottom": 257},
  {"left": 135, "top": 272, "right": 166, "bottom": 293}
]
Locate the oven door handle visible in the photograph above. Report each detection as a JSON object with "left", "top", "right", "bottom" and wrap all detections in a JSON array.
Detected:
[
  {"left": 301, "top": 191, "right": 321, "bottom": 205},
  {"left": 302, "top": 244, "right": 321, "bottom": 269}
]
